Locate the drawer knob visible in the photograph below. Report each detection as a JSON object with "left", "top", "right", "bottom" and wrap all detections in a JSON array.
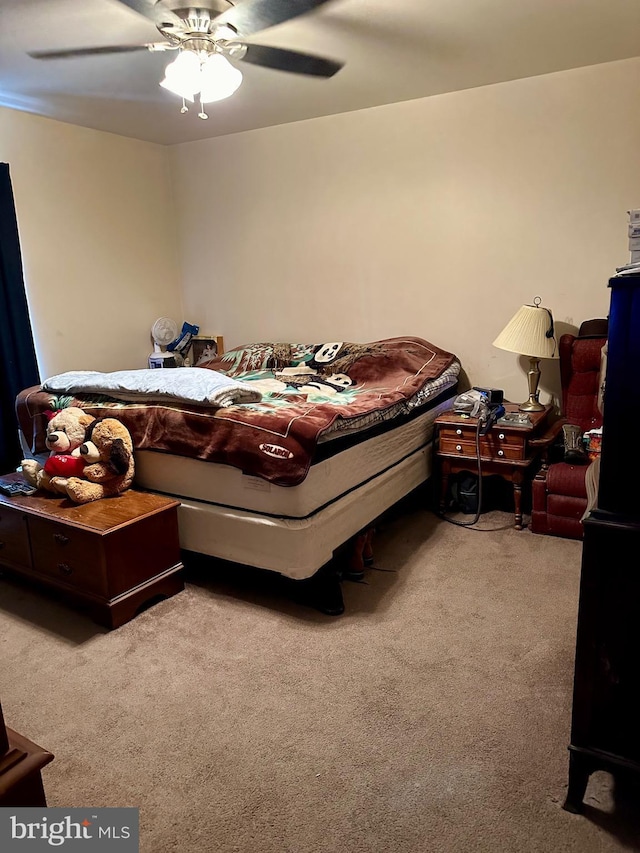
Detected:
[
  {"left": 456, "top": 444, "right": 462, "bottom": 451},
  {"left": 54, "top": 533, "right": 70, "bottom": 546},
  {"left": 456, "top": 429, "right": 462, "bottom": 436},
  {"left": 498, "top": 433, "right": 505, "bottom": 440},
  {"left": 497, "top": 450, "right": 504, "bottom": 457},
  {"left": 58, "top": 563, "right": 73, "bottom": 576}
]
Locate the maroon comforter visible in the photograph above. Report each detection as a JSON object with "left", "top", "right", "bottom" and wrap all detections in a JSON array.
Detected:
[{"left": 16, "top": 337, "right": 459, "bottom": 486}]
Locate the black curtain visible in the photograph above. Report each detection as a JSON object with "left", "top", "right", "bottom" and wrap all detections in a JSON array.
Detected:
[{"left": 0, "top": 163, "right": 40, "bottom": 474}]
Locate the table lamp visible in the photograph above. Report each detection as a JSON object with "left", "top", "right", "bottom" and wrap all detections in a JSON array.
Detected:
[{"left": 492, "top": 296, "right": 558, "bottom": 412}]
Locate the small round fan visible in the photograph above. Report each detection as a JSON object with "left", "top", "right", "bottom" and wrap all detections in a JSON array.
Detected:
[
  {"left": 151, "top": 317, "right": 179, "bottom": 352},
  {"left": 149, "top": 317, "right": 180, "bottom": 367}
]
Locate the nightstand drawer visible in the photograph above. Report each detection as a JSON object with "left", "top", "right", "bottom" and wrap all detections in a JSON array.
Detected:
[
  {"left": 0, "top": 508, "right": 31, "bottom": 568},
  {"left": 439, "top": 437, "right": 525, "bottom": 460},
  {"left": 439, "top": 426, "right": 524, "bottom": 447},
  {"left": 29, "top": 518, "right": 107, "bottom": 596}
]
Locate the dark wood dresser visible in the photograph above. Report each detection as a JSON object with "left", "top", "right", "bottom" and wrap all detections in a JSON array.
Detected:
[
  {"left": 564, "top": 272, "right": 640, "bottom": 812},
  {"left": 0, "top": 700, "right": 53, "bottom": 807},
  {"left": 0, "top": 480, "right": 184, "bottom": 629}
]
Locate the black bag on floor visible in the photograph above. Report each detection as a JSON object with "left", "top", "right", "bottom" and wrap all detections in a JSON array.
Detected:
[{"left": 449, "top": 473, "right": 479, "bottom": 514}]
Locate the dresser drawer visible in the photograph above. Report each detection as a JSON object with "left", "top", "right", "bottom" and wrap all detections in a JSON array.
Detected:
[
  {"left": 0, "top": 508, "right": 31, "bottom": 568},
  {"left": 28, "top": 518, "right": 107, "bottom": 596},
  {"left": 439, "top": 437, "right": 525, "bottom": 460}
]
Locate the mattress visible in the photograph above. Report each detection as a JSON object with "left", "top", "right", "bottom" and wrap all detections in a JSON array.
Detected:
[
  {"left": 134, "top": 395, "right": 455, "bottom": 518},
  {"left": 175, "top": 443, "right": 433, "bottom": 578}
]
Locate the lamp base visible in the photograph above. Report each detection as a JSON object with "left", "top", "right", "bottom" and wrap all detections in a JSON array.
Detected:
[
  {"left": 519, "top": 397, "right": 545, "bottom": 412},
  {"left": 519, "top": 356, "right": 545, "bottom": 412}
]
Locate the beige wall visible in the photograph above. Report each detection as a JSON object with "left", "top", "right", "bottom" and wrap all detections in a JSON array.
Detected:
[
  {"left": 0, "top": 108, "right": 182, "bottom": 378},
  {"left": 170, "top": 57, "right": 640, "bottom": 406}
]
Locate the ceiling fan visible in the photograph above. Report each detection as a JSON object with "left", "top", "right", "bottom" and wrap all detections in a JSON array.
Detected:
[{"left": 28, "top": 0, "right": 344, "bottom": 119}]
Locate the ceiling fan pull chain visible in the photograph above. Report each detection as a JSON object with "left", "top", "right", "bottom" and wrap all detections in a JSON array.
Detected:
[
  {"left": 198, "top": 95, "right": 208, "bottom": 120},
  {"left": 180, "top": 97, "right": 188, "bottom": 114}
]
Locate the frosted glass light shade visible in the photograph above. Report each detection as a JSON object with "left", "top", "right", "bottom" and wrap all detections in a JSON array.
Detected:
[
  {"left": 199, "top": 55, "right": 243, "bottom": 103},
  {"left": 493, "top": 303, "right": 558, "bottom": 359},
  {"left": 160, "top": 50, "right": 201, "bottom": 99}
]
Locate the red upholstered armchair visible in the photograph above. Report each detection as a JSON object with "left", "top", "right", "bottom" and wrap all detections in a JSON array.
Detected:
[{"left": 530, "top": 319, "right": 608, "bottom": 540}]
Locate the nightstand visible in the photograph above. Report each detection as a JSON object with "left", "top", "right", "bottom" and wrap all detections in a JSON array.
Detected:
[{"left": 435, "top": 403, "right": 553, "bottom": 529}]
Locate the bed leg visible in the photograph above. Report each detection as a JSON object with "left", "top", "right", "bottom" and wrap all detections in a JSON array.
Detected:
[
  {"left": 295, "top": 565, "right": 345, "bottom": 616},
  {"left": 343, "top": 532, "right": 367, "bottom": 581}
]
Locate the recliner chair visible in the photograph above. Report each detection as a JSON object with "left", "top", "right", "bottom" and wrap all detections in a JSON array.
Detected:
[{"left": 530, "top": 319, "right": 608, "bottom": 539}]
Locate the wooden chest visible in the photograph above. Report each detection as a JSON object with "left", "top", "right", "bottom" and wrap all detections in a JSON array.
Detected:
[{"left": 0, "top": 479, "right": 184, "bottom": 629}]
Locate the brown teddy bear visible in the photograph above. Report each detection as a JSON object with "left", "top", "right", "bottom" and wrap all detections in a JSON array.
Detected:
[
  {"left": 21, "top": 406, "right": 96, "bottom": 494},
  {"left": 63, "top": 418, "right": 135, "bottom": 504}
]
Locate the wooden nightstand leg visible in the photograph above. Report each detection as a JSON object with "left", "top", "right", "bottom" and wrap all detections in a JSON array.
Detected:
[{"left": 512, "top": 471, "right": 524, "bottom": 530}]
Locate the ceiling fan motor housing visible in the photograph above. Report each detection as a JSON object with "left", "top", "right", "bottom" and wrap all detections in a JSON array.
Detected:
[
  {"left": 163, "top": 1, "right": 235, "bottom": 28},
  {"left": 159, "top": 4, "right": 239, "bottom": 44}
]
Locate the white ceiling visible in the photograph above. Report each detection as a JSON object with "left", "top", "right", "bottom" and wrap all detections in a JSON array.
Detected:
[{"left": 1, "top": 0, "right": 640, "bottom": 146}]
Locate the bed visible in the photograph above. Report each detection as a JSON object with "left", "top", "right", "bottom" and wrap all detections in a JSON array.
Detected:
[{"left": 16, "top": 337, "right": 461, "bottom": 612}]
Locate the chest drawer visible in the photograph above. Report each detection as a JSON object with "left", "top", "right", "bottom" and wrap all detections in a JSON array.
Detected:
[
  {"left": 0, "top": 508, "right": 31, "bottom": 568},
  {"left": 28, "top": 518, "right": 107, "bottom": 596}
]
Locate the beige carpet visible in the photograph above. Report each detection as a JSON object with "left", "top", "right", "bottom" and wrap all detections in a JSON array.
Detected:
[{"left": 2, "top": 503, "right": 640, "bottom": 852}]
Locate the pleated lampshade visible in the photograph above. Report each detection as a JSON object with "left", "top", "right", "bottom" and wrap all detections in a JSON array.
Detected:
[{"left": 493, "top": 303, "right": 558, "bottom": 359}]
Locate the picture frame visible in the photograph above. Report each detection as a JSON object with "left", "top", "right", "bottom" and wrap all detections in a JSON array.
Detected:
[{"left": 191, "top": 335, "right": 224, "bottom": 366}]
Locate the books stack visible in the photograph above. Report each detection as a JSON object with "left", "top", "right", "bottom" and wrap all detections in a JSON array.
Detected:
[{"left": 616, "top": 209, "right": 640, "bottom": 275}]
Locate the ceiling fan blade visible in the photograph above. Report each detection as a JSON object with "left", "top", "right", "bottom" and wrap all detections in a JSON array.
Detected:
[
  {"left": 28, "top": 44, "right": 154, "bottom": 60},
  {"left": 112, "top": 0, "right": 182, "bottom": 28},
  {"left": 216, "top": 0, "right": 334, "bottom": 38},
  {"left": 240, "top": 44, "right": 343, "bottom": 77}
]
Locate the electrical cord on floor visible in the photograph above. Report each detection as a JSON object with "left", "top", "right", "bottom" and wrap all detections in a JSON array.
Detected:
[{"left": 437, "top": 417, "right": 486, "bottom": 527}]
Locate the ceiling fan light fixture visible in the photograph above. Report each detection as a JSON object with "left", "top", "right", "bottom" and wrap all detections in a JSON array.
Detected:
[
  {"left": 27, "top": 0, "right": 345, "bottom": 125},
  {"left": 199, "top": 54, "right": 243, "bottom": 103}
]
